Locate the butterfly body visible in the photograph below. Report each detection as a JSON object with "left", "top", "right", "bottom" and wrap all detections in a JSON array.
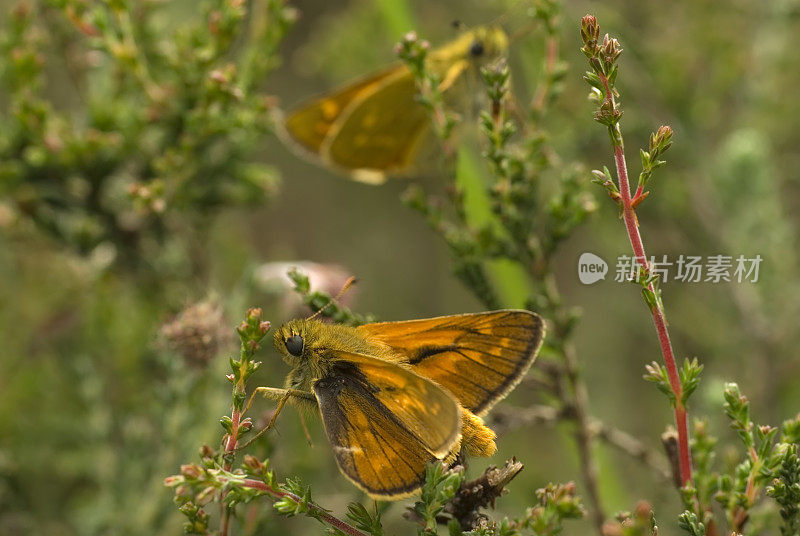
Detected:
[
  {"left": 267, "top": 309, "right": 544, "bottom": 499},
  {"left": 282, "top": 26, "right": 509, "bottom": 183},
  {"left": 276, "top": 318, "right": 399, "bottom": 394}
]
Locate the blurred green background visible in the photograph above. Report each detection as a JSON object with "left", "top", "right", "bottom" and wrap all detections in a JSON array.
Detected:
[{"left": 2, "top": 0, "right": 800, "bottom": 534}]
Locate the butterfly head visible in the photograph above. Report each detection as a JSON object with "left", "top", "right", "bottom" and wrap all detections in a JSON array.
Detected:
[
  {"left": 274, "top": 318, "right": 318, "bottom": 366},
  {"left": 466, "top": 26, "right": 508, "bottom": 63}
]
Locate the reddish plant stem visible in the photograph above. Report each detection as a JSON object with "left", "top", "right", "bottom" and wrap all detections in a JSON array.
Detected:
[
  {"left": 600, "top": 75, "right": 693, "bottom": 487},
  {"left": 613, "top": 139, "right": 692, "bottom": 487},
  {"left": 240, "top": 479, "right": 367, "bottom": 536},
  {"left": 614, "top": 144, "right": 692, "bottom": 485},
  {"left": 224, "top": 411, "right": 241, "bottom": 457},
  {"left": 532, "top": 36, "right": 559, "bottom": 114},
  {"left": 221, "top": 366, "right": 247, "bottom": 536},
  {"left": 731, "top": 445, "right": 762, "bottom": 530}
]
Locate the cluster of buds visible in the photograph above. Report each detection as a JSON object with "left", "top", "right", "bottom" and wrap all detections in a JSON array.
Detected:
[
  {"left": 580, "top": 15, "right": 623, "bottom": 131},
  {"left": 518, "top": 481, "right": 585, "bottom": 534},
  {"left": 236, "top": 307, "right": 271, "bottom": 354},
  {"left": 394, "top": 31, "right": 431, "bottom": 76},
  {"left": 581, "top": 15, "right": 622, "bottom": 77},
  {"left": 127, "top": 181, "right": 166, "bottom": 214},
  {"left": 636, "top": 125, "right": 674, "bottom": 199},
  {"left": 601, "top": 501, "right": 655, "bottom": 536},
  {"left": 207, "top": 66, "right": 244, "bottom": 101}
]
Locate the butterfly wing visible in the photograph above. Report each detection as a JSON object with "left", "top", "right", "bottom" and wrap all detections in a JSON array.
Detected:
[
  {"left": 313, "top": 352, "right": 461, "bottom": 499},
  {"left": 284, "top": 65, "right": 431, "bottom": 183},
  {"left": 321, "top": 68, "right": 431, "bottom": 180},
  {"left": 283, "top": 26, "right": 508, "bottom": 183},
  {"left": 284, "top": 66, "right": 403, "bottom": 153},
  {"left": 357, "top": 310, "right": 544, "bottom": 415}
]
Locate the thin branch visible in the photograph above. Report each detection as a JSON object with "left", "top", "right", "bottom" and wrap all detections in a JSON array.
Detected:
[
  {"left": 531, "top": 35, "right": 560, "bottom": 116},
  {"left": 539, "top": 273, "right": 608, "bottom": 531},
  {"left": 220, "top": 403, "right": 242, "bottom": 536},
  {"left": 562, "top": 342, "right": 606, "bottom": 532},
  {"left": 220, "top": 377, "right": 246, "bottom": 535},
  {"left": 240, "top": 479, "right": 368, "bottom": 536},
  {"left": 492, "top": 404, "right": 671, "bottom": 482},
  {"left": 221, "top": 309, "right": 269, "bottom": 536},
  {"left": 590, "top": 419, "right": 672, "bottom": 482}
]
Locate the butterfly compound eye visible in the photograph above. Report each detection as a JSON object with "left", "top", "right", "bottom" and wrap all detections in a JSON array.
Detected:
[
  {"left": 285, "top": 334, "right": 304, "bottom": 357},
  {"left": 470, "top": 40, "right": 484, "bottom": 57}
]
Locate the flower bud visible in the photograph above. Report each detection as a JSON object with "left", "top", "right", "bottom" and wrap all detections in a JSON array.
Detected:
[{"left": 180, "top": 464, "right": 203, "bottom": 480}]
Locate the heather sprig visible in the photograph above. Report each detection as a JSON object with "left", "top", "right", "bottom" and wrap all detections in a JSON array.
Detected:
[
  {"left": 286, "top": 267, "right": 375, "bottom": 326},
  {"left": 396, "top": 7, "right": 615, "bottom": 532},
  {"left": 166, "top": 307, "right": 368, "bottom": 536},
  {"left": 0, "top": 0, "right": 295, "bottom": 274},
  {"left": 581, "top": 14, "right": 692, "bottom": 493}
]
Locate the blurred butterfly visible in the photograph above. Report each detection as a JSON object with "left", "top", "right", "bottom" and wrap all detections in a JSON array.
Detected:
[
  {"left": 281, "top": 26, "right": 509, "bottom": 184},
  {"left": 260, "top": 309, "right": 544, "bottom": 499}
]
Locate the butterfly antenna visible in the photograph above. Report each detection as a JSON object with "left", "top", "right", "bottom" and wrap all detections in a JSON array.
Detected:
[{"left": 307, "top": 276, "right": 357, "bottom": 320}]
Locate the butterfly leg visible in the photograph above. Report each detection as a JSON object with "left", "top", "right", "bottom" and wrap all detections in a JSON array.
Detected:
[
  {"left": 244, "top": 385, "right": 314, "bottom": 414},
  {"left": 256, "top": 387, "right": 315, "bottom": 430},
  {"left": 255, "top": 386, "right": 315, "bottom": 402},
  {"left": 237, "top": 387, "right": 315, "bottom": 451}
]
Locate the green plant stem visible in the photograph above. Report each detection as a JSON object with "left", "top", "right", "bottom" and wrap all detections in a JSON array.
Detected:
[
  {"left": 539, "top": 269, "right": 607, "bottom": 529},
  {"left": 732, "top": 446, "right": 762, "bottom": 531},
  {"left": 562, "top": 341, "right": 605, "bottom": 532},
  {"left": 239, "top": 479, "right": 367, "bottom": 536}
]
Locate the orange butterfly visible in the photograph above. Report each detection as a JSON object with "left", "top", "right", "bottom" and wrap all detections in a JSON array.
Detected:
[
  {"left": 259, "top": 310, "right": 544, "bottom": 499},
  {"left": 281, "top": 26, "right": 509, "bottom": 184}
]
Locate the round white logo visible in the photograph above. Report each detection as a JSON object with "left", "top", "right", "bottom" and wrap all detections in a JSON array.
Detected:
[{"left": 578, "top": 253, "right": 608, "bottom": 285}]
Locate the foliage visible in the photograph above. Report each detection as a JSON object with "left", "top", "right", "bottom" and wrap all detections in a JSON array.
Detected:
[
  {"left": 2, "top": 1, "right": 800, "bottom": 535},
  {"left": 397, "top": 4, "right": 610, "bottom": 532},
  {"left": 0, "top": 0, "right": 294, "bottom": 274},
  {"left": 677, "top": 385, "right": 800, "bottom": 536},
  {"left": 286, "top": 267, "right": 375, "bottom": 326},
  {"left": 165, "top": 306, "right": 585, "bottom": 536}
]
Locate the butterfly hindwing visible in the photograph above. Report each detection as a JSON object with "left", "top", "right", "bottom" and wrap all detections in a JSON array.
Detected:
[
  {"left": 313, "top": 352, "right": 461, "bottom": 499},
  {"left": 357, "top": 310, "right": 544, "bottom": 415}
]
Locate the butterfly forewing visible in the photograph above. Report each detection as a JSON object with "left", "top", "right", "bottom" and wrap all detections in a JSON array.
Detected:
[
  {"left": 357, "top": 310, "right": 544, "bottom": 415},
  {"left": 284, "top": 66, "right": 403, "bottom": 153},
  {"left": 323, "top": 69, "right": 430, "bottom": 173},
  {"left": 313, "top": 352, "right": 461, "bottom": 498}
]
